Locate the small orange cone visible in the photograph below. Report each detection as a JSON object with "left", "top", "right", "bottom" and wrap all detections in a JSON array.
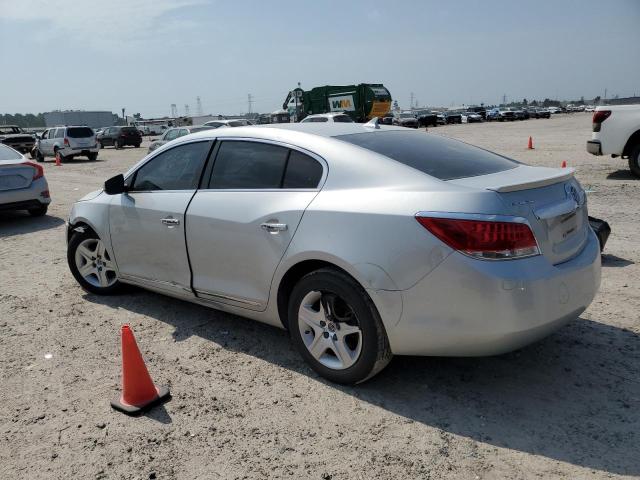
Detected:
[
  {"left": 55, "top": 151, "right": 62, "bottom": 166},
  {"left": 111, "top": 325, "right": 170, "bottom": 415},
  {"left": 561, "top": 160, "right": 567, "bottom": 168},
  {"left": 527, "top": 136, "right": 534, "bottom": 149}
]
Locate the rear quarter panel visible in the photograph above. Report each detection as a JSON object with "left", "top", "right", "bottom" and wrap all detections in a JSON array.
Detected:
[{"left": 593, "top": 105, "right": 640, "bottom": 155}]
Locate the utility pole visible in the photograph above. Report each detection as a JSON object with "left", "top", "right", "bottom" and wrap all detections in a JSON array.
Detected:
[
  {"left": 502, "top": 94, "right": 507, "bottom": 105},
  {"left": 410, "top": 92, "right": 414, "bottom": 110},
  {"left": 247, "top": 93, "right": 253, "bottom": 115},
  {"left": 196, "top": 97, "right": 203, "bottom": 116},
  {"left": 184, "top": 104, "right": 190, "bottom": 116},
  {"left": 170, "top": 104, "right": 177, "bottom": 118},
  {"left": 604, "top": 88, "right": 607, "bottom": 101},
  {"left": 121, "top": 108, "right": 126, "bottom": 125}
]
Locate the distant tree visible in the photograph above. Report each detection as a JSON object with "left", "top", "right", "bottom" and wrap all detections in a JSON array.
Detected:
[
  {"left": 530, "top": 100, "right": 538, "bottom": 106},
  {"left": 133, "top": 113, "right": 142, "bottom": 120},
  {"left": 593, "top": 96, "right": 601, "bottom": 105},
  {"left": 522, "top": 98, "right": 528, "bottom": 106},
  {"left": 580, "top": 96, "right": 585, "bottom": 103}
]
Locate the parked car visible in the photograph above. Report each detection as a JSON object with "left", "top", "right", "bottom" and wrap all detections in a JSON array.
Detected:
[
  {"left": 379, "top": 113, "right": 395, "bottom": 125},
  {"left": 148, "top": 126, "right": 217, "bottom": 153},
  {"left": 97, "top": 126, "right": 142, "bottom": 149},
  {"left": 486, "top": 108, "right": 501, "bottom": 121},
  {"left": 467, "top": 106, "right": 487, "bottom": 120},
  {"left": 530, "top": 108, "right": 551, "bottom": 119},
  {"left": 393, "top": 112, "right": 419, "bottom": 128},
  {"left": 587, "top": 105, "right": 640, "bottom": 177},
  {"left": 0, "top": 143, "right": 50, "bottom": 216},
  {"left": 35, "top": 125, "right": 99, "bottom": 162},
  {"left": 461, "top": 111, "right": 483, "bottom": 123},
  {"left": 436, "top": 112, "right": 446, "bottom": 125},
  {"left": 415, "top": 110, "right": 438, "bottom": 127},
  {"left": 443, "top": 111, "right": 462, "bottom": 124},
  {"left": 203, "top": 119, "right": 255, "bottom": 128},
  {"left": 66, "top": 123, "right": 601, "bottom": 384},
  {"left": 0, "top": 125, "right": 36, "bottom": 154},
  {"left": 547, "top": 106, "right": 562, "bottom": 114},
  {"left": 585, "top": 105, "right": 595, "bottom": 112},
  {"left": 497, "top": 108, "right": 516, "bottom": 121},
  {"left": 300, "top": 113, "right": 354, "bottom": 123}
]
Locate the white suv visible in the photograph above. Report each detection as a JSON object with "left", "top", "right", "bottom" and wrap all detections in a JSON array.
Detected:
[
  {"left": 587, "top": 105, "right": 640, "bottom": 177},
  {"left": 35, "top": 126, "right": 99, "bottom": 163}
]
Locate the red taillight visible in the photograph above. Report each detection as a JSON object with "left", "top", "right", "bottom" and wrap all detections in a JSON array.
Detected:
[
  {"left": 21, "top": 161, "right": 44, "bottom": 180},
  {"left": 416, "top": 216, "right": 539, "bottom": 260},
  {"left": 592, "top": 110, "right": 611, "bottom": 132},
  {"left": 64, "top": 137, "right": 70, "bottom": 146}
]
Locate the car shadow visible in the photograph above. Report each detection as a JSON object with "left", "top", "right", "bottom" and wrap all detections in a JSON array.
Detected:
[
  {"left": 0, "top": 211, "right": 65, "bottom": 237},
  {"left": 601, "top": 253, "right": 635, "bottom": 267},
  {"left": 84, "top": 290, "right": 639, "bottom": 476},
  {"left": 606, "top": 169, "right": 638, "bottom": 180}
]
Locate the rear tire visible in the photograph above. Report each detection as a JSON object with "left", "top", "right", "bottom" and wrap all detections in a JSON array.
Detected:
[
  {"left": 628, "top": 144, "right": 640, "bottom": 178},
  {"left": 35, "top": 149, "right": 44, "bottom": 162},
  {"left": 288, "top": 268, "right": 392, "bottom": 384},
  {"left": 67, "top": 230, "right": 123, "bottom": 295},
  {"left": 116, "top": 140, "right": 123, "bottom": 149},
  {"left": 28, "top": 205, "right": 48, "bottom": 217},
  {"left": 88, "top": 152, "right": 98, "bottom": 161}
]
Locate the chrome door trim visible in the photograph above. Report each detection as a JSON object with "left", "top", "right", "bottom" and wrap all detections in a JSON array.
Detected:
[
  {"left": 195, "top": 289, "right": 263, "bottom": 308},
  {"left": 119, "top": 273, "right": 192, "bottom": 293}
]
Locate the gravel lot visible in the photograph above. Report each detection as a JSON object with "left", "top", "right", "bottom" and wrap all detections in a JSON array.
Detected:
[{"left": 1, "top": 113, "right": 638, "bottom": 479}]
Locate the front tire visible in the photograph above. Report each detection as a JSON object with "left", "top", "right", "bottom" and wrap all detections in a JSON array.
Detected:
[
  {"left": 628, "top": 144, "right": 640, "bottom": 178},
  {"left": 67, "top": 231, "right": 123, "bottom": 295},
  {"left": 88, "top": 152, "right": 98, "bottom": 161},
  {"left": 288, "top": 268, "right": 392, "bottom": 384}
]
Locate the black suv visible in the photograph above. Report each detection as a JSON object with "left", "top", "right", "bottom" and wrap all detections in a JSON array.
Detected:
[{"left": 97, "top": 126, "right": 142, "bottom": 149}]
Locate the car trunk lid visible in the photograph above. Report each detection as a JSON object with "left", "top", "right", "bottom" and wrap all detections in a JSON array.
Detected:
[
  {"left": 0, "top": 161, "right": 34, "bottom": 191},
  {"left": 66, "top": 127, "right": 95, "bottom": 149},
  {"left": 448, "top": 165, "right": 589, "bottom": 265}
]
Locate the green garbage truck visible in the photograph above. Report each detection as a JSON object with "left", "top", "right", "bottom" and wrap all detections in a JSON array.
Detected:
[{"left": 283, "top": 84, "right": 392, "bottom": 123}]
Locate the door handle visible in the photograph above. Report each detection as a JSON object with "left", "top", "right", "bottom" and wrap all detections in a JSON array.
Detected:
[
  {"left": 161, "top": 217, "right": 180, "bottom": 227},
  {"left": 260, "top": 222, "right": 287, "bottom": 234}
]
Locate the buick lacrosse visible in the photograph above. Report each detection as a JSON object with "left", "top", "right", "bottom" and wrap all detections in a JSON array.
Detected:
[{"left": 67, "top": 123, "right": 601, "bottom": 383}]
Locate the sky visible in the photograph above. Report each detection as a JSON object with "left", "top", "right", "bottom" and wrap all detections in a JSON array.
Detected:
[{"left": 1, "top": 0, "right": 639, "bottom": 118}]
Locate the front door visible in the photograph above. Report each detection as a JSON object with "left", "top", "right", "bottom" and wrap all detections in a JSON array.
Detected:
[
  {"left": 108, "top": 140, "right": 212, "bottom": 296},
  {"left": 187, "top": 140, "right": 325, "bottom": 310}
]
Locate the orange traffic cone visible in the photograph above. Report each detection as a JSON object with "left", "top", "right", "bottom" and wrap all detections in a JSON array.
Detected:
[
  {"left": 527, "top": 136, "right": 534, "bottom": 149},
  {"left": 561, "top": 160, "right": 567, "bottom": 168},
  {"left": 55, "top": 151, "right": 62, "bottom": 166},
  {"left": 111, "top": 325, "right": 170, "bottom": 415}
]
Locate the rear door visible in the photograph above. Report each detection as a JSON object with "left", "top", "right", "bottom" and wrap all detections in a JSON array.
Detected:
[
  {"left": 66, "top": 127, "right": 95, "bottom": 150},
  {"left": 186, "top": 140, "right": 325, "bottom": 311},
  {"left": 109, "top": 140, "right": 212, "bottom": 295}
]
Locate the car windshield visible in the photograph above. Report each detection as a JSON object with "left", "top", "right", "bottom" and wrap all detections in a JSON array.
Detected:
[
  {"left": 67, "top": 127, "right": 94, "bottom": 138},
  {"left": 0, "top": 127, "right": 20, "bottom": 134},
  {"left": 0, "top": 144, "right": 22, "bottom": 160},
  {"left": 336, "top": 130, "right": 518, "bottom": 181}
]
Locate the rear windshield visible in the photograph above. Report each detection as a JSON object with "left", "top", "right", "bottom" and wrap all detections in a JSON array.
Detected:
[
  {"left": 0, "top": 144, "right": 22, "bottom": 160},
  {"left": 333, "top": 115, "right": 353, "bottom": 123},
  {"left": 67, "top": 127, "right": 94, "bottom": 138},
  {"left": 336, "top": 130, "right": 518, "bottom": 180}
]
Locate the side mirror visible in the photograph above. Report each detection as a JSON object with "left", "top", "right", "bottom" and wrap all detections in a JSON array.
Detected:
[{"left": 104, "top": 174, "right": 126, "bottom": 195}]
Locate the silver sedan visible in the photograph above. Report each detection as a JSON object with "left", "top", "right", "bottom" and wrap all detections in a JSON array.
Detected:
[
  {"left": 0, "top": 143, "right": 51, "bottom": 216},
  {"left": 66, "top": 123, "right": 601, "bottom": 383}
]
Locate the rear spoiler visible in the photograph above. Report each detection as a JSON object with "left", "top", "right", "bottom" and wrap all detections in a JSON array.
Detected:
[{"left": 485, "top": 168, "right": 575, "bottom": 193}]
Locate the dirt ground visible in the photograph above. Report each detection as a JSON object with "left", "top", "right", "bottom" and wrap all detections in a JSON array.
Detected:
[{"left": 1, "top": 113, "right": 638, "bottom": 479}]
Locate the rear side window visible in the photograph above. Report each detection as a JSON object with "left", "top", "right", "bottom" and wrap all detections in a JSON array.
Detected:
[
  {"left": 55, "top": 129, "right": 65, "bottom": 138},
  {"left": 283, "top": 151, "right": 323, "bottom": 188},
  {"left": 336, "top": 130, "right": 518, "bottom": 180},
  {"left": 132, "top": 141, "right": 210, "bottom": 191},
  {"left": 333, "top": 115, "right": 353, "bottom": 123},
  {"left": 304, "top": 117, "right": 328, "bottom": 123},
  {"left": 67, "top": 127, "right": 94, "bottom": 138},
  {"left": 209, "top": 141, "right": 288, "bottom": 189}
]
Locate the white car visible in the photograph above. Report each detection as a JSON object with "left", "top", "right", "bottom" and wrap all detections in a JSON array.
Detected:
[
  {"left": 547, "top": 107, "right": 561, "bottom": 114},
  {"left": 461, "top": 112, "right": 482, "bottom": 123},
  {"left": 0, "top": 144, "right": 51, "bottom": 216},
  {"left": 301, "top": 113, "right": 354, "bottom": 123},
  {"left": 35, "top": 125, "right": 99, "bottom": 162},
  {"left": 585, "top": 105, "right": 595, "bottom": 112},
  {"left": 587, "top": 105, "right": 640, "bottom": 177},
  {"left": 203, "top": 119, "right": 254, "bottom": 128}
]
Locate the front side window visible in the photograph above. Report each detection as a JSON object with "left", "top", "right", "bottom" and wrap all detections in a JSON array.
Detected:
[
  {"left": 164, "top": 129, "right": 180, "bottom": 141},
  {"left": 332, "top": 115, "right": 353, "bottom": 123},
  {"left": 131, "top": 141, "right": 210, "bottom": 191},
  {"left": 209, "top": 141, "right": 289, "bottom": 189}
]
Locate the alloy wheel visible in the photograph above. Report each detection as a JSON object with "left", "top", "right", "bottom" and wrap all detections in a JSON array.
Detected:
[
  {"left": 74, "top": 238, "right": 117, "bottom": 288},
  {"left": 297, "top": 290, "right": 363, "bottom": 370}
]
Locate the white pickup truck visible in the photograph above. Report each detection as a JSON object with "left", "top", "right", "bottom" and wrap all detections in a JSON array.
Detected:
[{"left": 587, "top": 105, "right": 640, "bottom": 177}]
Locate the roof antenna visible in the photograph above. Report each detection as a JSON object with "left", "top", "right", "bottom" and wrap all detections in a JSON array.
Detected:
[{"left": 364, "top": 117, "right": 380, "bottom": 129}]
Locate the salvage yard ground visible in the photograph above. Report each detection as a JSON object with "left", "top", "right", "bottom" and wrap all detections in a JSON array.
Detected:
[{"left": 1, "top": 113, "right": 638, "bottom": 479}]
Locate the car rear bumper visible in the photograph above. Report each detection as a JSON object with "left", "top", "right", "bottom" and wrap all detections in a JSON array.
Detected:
[
  {"left": 0, "top": 177, "right": 51, "bottom": 210},
  {"left": 586, "top": 140, "right": 602, "bottom": 155},
  {"left": 387, "top": 228, "right": 601, "bottom": 356},
  {"left": 61, "top": 146, "right": 100, "bottom": 156}
]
